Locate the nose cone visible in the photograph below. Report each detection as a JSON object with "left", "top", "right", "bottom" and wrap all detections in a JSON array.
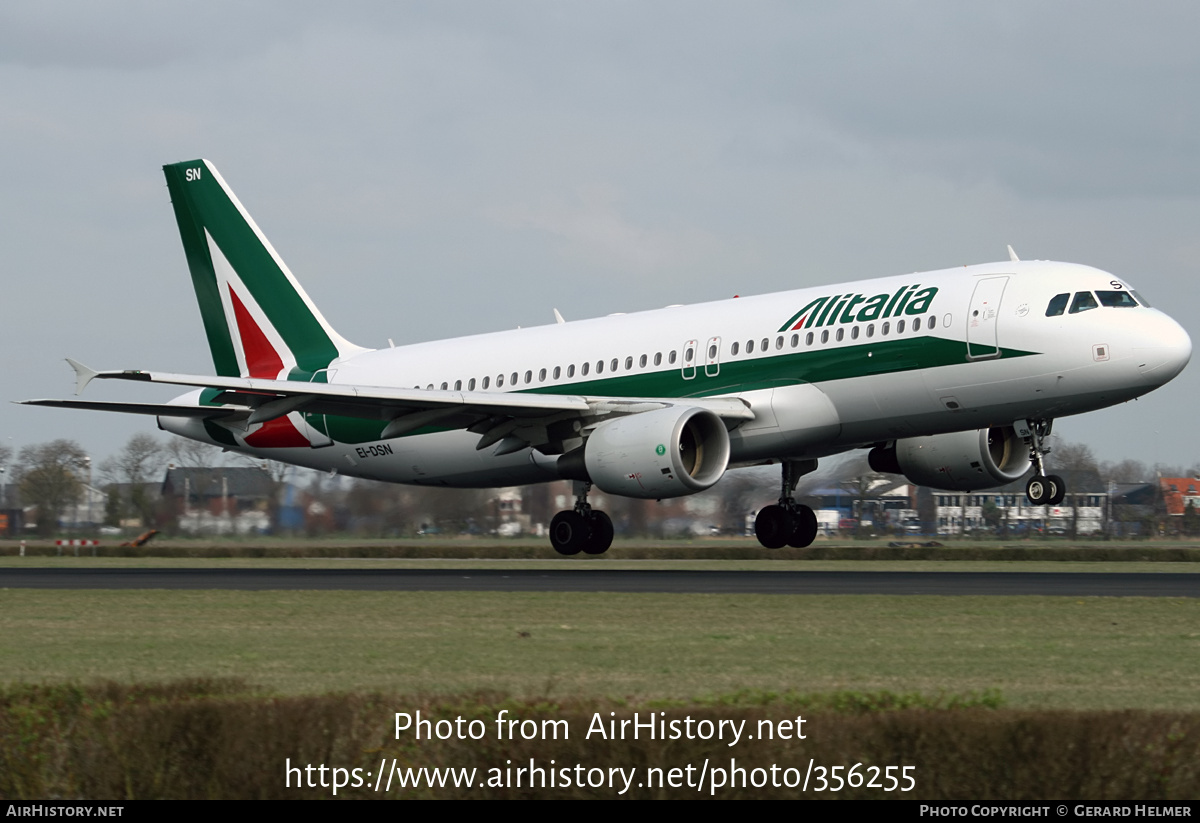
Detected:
[{"left": 1136, "top": 312, "right": 1192, "bottom": 386}]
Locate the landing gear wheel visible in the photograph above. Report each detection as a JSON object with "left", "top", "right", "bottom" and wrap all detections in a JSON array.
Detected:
[
  {"left": 550, "top": 510, "right": 590, "bottom": 556},
  {"left": 755, "top": 505, "right": 791, "bottom": 549},
  {"left": 1045, "top": 474, "right": 1066, "bottom": 506},
  {"left": 583, "top": 511, "right": 614, "bottom": 555},
  {"left": 786, "top": 505, "right": 818, "bottom": 548},
  {"left": 1026, "top": 475, "right": 1052, "bottom": 505}
]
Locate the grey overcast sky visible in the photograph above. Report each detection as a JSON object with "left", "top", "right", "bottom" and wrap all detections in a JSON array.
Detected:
[{"left": 2, "top": 1, "right": 1197, "bottom": 470}]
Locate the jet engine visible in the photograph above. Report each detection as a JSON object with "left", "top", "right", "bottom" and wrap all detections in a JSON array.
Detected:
[
  {"left": 558, "top": 406, "right": 731, "bottom": 499},
  {"left": 868, "top": 426, "right": 1031, "bottom": 491}
]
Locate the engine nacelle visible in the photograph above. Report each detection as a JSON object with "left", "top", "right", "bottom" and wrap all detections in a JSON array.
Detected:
[
  {"left": 563, "top": 406, "right": 731, "bottom": 499},
  {"left": 868, "top": 426, "right": 1031, "bottom": 491}
]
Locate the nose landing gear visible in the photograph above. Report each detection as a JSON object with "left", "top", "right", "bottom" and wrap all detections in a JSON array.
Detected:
[
  {"left": 755, "top": 459, "right": 820, "bottom": 549},
  {"left": 1022, "top": 419, "right": 1065, "bottom": 506}
]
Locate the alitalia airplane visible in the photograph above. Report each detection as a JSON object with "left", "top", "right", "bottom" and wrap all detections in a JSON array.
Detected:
[{"left": 22, "top": 160, "right": 1192, "bottom": 554}]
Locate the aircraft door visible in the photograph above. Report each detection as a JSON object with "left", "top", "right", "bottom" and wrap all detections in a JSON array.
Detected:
[
  {"left": 704, "top": 336, "right": 721, "bottom": 377},
  {"left": 681, "top": 339, "right": 698, "bottom": 380},
  {"left": 966, "top": 276, "right": 1009, "bottom": 360}
]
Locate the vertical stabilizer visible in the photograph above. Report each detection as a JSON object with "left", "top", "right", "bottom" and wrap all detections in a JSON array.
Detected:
[{"left": 163, "top": 159, "right": 366, "bottom": 379}]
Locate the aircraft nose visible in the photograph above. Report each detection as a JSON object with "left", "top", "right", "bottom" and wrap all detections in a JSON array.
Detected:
[{"left": 1135, "top": 313, "right": 1192, "bottom": 385}]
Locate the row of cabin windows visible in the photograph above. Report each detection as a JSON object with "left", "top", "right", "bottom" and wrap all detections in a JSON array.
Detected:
[
  {"left": 1045, "top": 290, "right": 1143, "bottom": 317},
  {"left": 419, "top": 350, "right": 681, "bottom": 391},
  {"left": 730, "top": 315, "right": 940, "bottom": 357},
  {"left": 416, "top": 314, "right": 940, "bottom": 391}
]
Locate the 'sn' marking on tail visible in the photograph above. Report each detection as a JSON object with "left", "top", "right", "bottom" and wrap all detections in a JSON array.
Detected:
[{"left": 164, "top": 159, "right": 367, "bottom": 380}]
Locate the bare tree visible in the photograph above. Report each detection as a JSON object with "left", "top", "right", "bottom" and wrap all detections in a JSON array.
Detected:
[
  {"left": 17, "top": 440, "right": 89, "bottom": 535},
  {"left": 165, "top": 437, "right": 225, "bottom": 469},
  {"left": 1100, "top": 458, "right": 1148, "bottom": 485},
  {"left": 0, "top": 443, "right": 12, "bottom": 509},
  {"left": 1049, "top": 440, "right": 1099, "bottom": 474},
  {"left": 99, "top": 433, "right": 165, "bottom": 527}
]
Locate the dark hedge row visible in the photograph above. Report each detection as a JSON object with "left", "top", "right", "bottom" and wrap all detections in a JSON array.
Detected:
[{"left": 2, "top": 680, "right": 1196, "bottom": 799}]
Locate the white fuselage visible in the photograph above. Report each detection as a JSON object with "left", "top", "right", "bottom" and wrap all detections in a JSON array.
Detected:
[{"left": 160, "top": 260, "right": 1191, "bottom": 488}]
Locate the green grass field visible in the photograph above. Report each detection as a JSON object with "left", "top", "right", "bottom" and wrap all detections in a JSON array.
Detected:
[{"left": 2, "top": 586, "right": 1196, "bottom": 709}]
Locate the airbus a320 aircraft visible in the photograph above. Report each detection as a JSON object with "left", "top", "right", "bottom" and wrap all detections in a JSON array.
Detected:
[{"left": 23, "top": 160, "right": 1192, "bottom": 554}]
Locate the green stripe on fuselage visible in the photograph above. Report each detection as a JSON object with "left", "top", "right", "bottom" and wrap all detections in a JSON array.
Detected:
[{"left": 314, "top": 336, "right": 1037, "bottom": 445}]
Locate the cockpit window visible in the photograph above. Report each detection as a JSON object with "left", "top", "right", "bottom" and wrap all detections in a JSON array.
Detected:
[
  {"left": 1069, "top": 292, "right": 1099, "bottom": 314},
  {"left": 1132, "top": 290, "right": 1151, "bottom": 308},
  {"left": 1045, "top": 293, "right": 1069, "bottom": 317},
  {"left": 1096, "top": 290, "right": 1139, "bottom": 308}
]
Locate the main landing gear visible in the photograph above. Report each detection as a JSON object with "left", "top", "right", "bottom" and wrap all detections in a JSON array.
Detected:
[
  {"left": 550, "top": 481, "right": 614, "bottom": 556},
  {"left": 755, "top": 459, "right": 819, "bottom": 549},
  {"left": 1022, "top": 419, "right": 1066, "bottom": 506}
]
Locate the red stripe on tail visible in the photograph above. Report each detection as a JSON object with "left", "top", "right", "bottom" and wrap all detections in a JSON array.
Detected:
[{"left": 229, "top": 286, "right": 285, "bottom": 378}]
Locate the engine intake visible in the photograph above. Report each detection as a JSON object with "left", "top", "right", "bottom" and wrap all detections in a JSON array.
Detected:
[
  {"left": 559, "top": 406, "right": 731, "bottom": 499},
  {"left": 868, "top": 426, "right": 1031, "bottom": 491}
]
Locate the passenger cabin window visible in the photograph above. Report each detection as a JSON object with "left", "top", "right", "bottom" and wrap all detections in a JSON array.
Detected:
[
  {"left": 567, "top": 364, "right": 575, "bottom": 378},
  {"left": 482, "top": 376, "right": 490, "bottom": 389},
  {"left": 581, "top": 362, "right": 589, "bottom": 376},
  {"left": 1046, "top": 293, "right": 1070, "bottom": 316},
  {"left": 1096, "top": 290, "right": 1139, "bottom": 308},
  {"left": 746, "top": 340, "right": 754, "bottom": 354},
  {"left": 1069, "top": 292, "right": 1099, "bottom": 314},
  {"left": 654, "top": 352, "right": 663, "bottom": 366},
  {"left": 468, "top": 378, "right": 476, "bottom": 390},
  {"left": 669, "top": 351, "right": 677, "bottom": 364},
  {"left": 731, "top": 342, "right": 740, "bottom": 356}
]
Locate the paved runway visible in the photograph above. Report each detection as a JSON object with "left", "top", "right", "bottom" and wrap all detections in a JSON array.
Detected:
[{"left": 2, "top": 568, "right": 1198, "bottom": 596}]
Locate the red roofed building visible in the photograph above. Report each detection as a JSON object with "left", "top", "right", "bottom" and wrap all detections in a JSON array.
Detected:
[{"left": 1159, "top": 477, "right": 1200, "bottom": 517}]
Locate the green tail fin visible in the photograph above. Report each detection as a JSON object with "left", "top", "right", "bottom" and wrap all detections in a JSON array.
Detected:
[{"left": 163, "top": 159, "right": 365, "bottom": 379}]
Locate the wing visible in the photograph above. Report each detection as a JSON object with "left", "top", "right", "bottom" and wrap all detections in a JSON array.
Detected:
[{"left": 20, "top": 360, "right": 755, "bottom": 455}]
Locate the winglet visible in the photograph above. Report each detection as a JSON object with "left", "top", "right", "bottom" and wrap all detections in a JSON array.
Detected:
[
  {"left": 1007, "top": 245, "right": 1020, "bottom": 263},
  {"left": 553, "top": 308, "right": 566, "bottom": 325},
  {"left": 66, "top": 358, "right": 99, "bottom": 395}
]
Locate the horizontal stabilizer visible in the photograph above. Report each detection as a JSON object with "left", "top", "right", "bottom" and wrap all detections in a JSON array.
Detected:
[{"left": 66, "top": 358, "right": 99, "bottom": 395}]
